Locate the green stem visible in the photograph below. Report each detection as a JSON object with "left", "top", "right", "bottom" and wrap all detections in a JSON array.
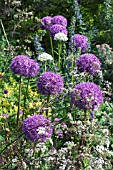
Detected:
[
  {"left": 22, "top": 77, "right": 30, "bottom": 120},
  {"left": 46, "top": 95, "right": 50, "bottom": 116},
  {"left": 50, "top": 36, "right": 54, "bottom": 59},
  {"left": 17, "top": 75, "right": 22, "bottom": 125},
  {"left": 71, "top": 58, "right": 74, "bottom": 83},
  {"left": 44, "top": 62, "right": 47, "bottom": 72},
  {"left": 58, "top": 42, "right": 62, "bottom": 70}
]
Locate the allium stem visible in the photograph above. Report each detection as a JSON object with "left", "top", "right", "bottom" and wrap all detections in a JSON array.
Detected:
[
  {"left": 44, "top": 62, "right": 47, "bottom": 72},
  {"left": 58, "top": 42, "right": 62, "bottom": 70},
  {"left": 71, "top": 58, "right": 74, "bottom": 83},
  {"left": 17, "top": 75, "right": 22, "bottom": 125},
  {"left": 50, "top": 36, "right": 54, "bottom": 59},
  {"left": 46, "top": 95, "right": 50, "bottom": 116},
  {"left": 22, "top": 77, "right": 30, "bottom": 120}
]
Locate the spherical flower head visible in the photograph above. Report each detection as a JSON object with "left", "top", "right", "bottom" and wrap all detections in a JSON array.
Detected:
[
  {"left": 10, "top": 55, "right": 40, "bottom": 77},
  {"left": 50, "top": 24, "right": 68, "bottom": 37},
  {"left": 76, "top": 53, "right": 101, "bottom": 75},
  {"left": 72, "top": 34, "right": 88, "bottom": 53},
  {"left": 28, "top": 59, "right": 40, "bottom": 77},
  {"left": 71, "top": 82, "right": 103, "bottom": 111},
  {"left": 41, "top": 16, "right": 53, "bottom": 30},
  {"left": 22, "top": 115, "right": 53, "bottom": 142},
  {"left": 54, "top": 32, "right": 68, "bottom": 41},
  {"left": 37, "top": 72, "right": 64, "bottom": 96},
  {"left": 38, "top": 53, "right": 53, "bottom": 61},
  {"left": 51, "top": 15, "right": 67, "bottom": 27}
]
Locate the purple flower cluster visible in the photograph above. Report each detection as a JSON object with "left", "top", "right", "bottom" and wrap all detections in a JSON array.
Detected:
[
  {"left": 10, "top": 55, "right": 40, "bottom": 77},
  {"left": 41, "top": 16, "right": 53, "bottom": 30},
  {"left": 51, "top": 15, "right": 67, "bottom": 27},
  {"left": 50, "top": 24, "right": 67, "bottom": 37},
  {"left": 41, "top": 15, "right": 68, "bottom": 36},
  {"left": 76, "top": 53, "right": 101, "bottom": 75},
  {"left": 72, "top": 34, "right": 88, "bottom": 53},
  {"left": 37, "top": 72, "right": 64, "bottom": 96},
  {"left": 71, "top": 82, "right": 103, "bottom": 111},
  {"left": 22, "top": 115, "right": 53, "bottom": 142}
]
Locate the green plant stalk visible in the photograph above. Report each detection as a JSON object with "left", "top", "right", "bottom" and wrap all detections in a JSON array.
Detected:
[
  {"left": 58, "top": 42, "right": 62, "bottom": 70},
  {"left": 17, "top": 75, "right": 22, "bottom": 125},
  {"left": 22, "top": 77, "right": 30, "bottom": 120},
  {"left": 46, "top": 95, "right": 50, "bottom": 116},
  {"left": 44, "top": 62, "right": 47, "bottom": 72},
  {"left": 71, "top": 58, "right": 74, "bottom": 83},
  {"left": 50, "top": 36, "right": 54, "bottom": 59}
]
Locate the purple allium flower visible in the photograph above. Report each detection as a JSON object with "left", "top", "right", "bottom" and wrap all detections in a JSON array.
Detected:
[
  {"left": 51, "top": 15, "right": 67, "bottom": 27},
  {"left": 72, "top": 34, "right": 88, "bottom": 53},
  {"left": 2, "top": 113, "right": 9, "bottom": 118},
  {"left": 50, "top": 24, "right": 68, "bottom": 37},
  {"left": 28, "top": 59, "right": 40, "bottom": 77},
  {"left": 4, "top": 90, "right": 8, "bottom": 94},
  {"left": 71, "top": 82, "right": 103, "bottom": 111},
  {"left": 22, "top": 115, "right": 53, "bottom": 142},
  {"left": 37, "top": 72, "right": 64, "bottom": 96},
  {"left": 76, "top": 53, "right": 101, "bottom": 75},
  {"left": 41, "top": 16, "right": 53, "bottom": 30},
  {"left": 10, "top": 55, "right": 40, "bottom": 77}
]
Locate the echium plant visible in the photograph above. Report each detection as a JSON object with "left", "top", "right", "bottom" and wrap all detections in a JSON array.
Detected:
[{"left": 68, "top": 0, "right": 87, "bottom": 54}]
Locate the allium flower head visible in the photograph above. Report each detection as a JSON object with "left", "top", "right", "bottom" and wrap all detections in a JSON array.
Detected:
[
  {"left": 22, "top": 115, "right": 53, "bottom": 142},
  {"left": 10, "top": 55, "right": 40, "bottom": 77},
  {"left": 37, "top": 72, "right": 64, "bottom": 96},
  {"left": 41, "top": 16, "right": 53, "bottom": 30},
  {"left": 76, "top": 53, "right": 101, "bottom": 75},
  {"left": 54, "top": 32, "right": 68, "bottom": 41},
  {"left": 71, "top": 82, "right": 103, "bottom": 111},
  {"left": 51, "top": 15, "right": 67, "bottom": 27},
  {"left": 38, "top": 53, "right": 53, "bottom": 61},
  {"left": 72, "top": 34, "right": 88, "bottom": 53},
  {"left": 50, "top": 24, "right": 68, "bottom": 37}
]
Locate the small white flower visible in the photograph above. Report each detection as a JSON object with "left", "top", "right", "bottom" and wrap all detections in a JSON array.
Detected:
[
  {"left": 12, "top": 158, "right": 18, "bottom": 163},
  {"left": 37, "top": 127, "right": 47, "bottom": 135},
  {"left": 22, "top": 161, "right": 27, "bottom": 169},
  {"left": 54, "top": 33, "right": 68, "bottom": 41},
  {"left": 102, "top": 129, "right": 109, "bottom": 135},
  {"left": 25, "top": 149, "right": 33, "bottom": 157},
  {"left": 38, "top": 53, "right": 53, "bottom": 61}
]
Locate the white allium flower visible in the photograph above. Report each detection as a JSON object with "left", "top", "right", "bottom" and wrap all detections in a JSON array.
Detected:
[
  {"left": 38, "top": 52, "right": 53, "bottom": 61},
  {"left": 54, "top": 32, "right": 68, "bottom": 41}
]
